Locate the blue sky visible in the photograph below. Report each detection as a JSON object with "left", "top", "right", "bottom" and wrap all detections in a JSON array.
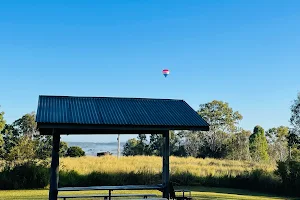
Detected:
[{"left": 1, "top": 0, "right": 300, "bottom": 142}]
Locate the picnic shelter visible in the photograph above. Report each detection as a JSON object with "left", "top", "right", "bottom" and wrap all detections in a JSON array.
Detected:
[{"left": 35, "top": 95, "right": 209, "bottom": 200}]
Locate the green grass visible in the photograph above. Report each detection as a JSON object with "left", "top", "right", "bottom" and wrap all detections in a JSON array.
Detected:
[{"left": 0, "top": 187, "right": 298, "bottom": 200}]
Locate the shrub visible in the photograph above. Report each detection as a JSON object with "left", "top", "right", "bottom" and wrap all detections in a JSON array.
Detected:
[
  {"left": 66, "top": 146, "right": 85, "bottom": 157},
  {"left": 59, "top": 169, "right": 160, "bottom": 187},
  {"left": 275, "top": 160, "right": 300, "bottom": 196},
  {"left": 0, "top": 161, "right": 49, "bottom": 189},
  {"left": 59, "top": 170, "right": 84, "bottom": 187}
]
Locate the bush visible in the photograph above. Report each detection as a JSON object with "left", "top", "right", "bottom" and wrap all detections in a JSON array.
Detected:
[
  {"left": 66, "top": 146, "right": 85, "bottom": 157},
  {"left": 275, "top": 160, "right": 300, "bottom": 196},
  {"left": 59, "top": 169, "right": 160, "bottom": 187},
  {"left": 59, "top": 170, "right": 84, "bottom": 187},
  {"left": 0, "top": 161, "right": 49, "bottom": 189}
]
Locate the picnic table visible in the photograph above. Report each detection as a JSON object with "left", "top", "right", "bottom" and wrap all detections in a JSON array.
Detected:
[
  {"left": 173, "top": 189, "right": 192, "bottom": 200},
  {"left": 58, "top": 184, "right": 164, "bottom": 200}
]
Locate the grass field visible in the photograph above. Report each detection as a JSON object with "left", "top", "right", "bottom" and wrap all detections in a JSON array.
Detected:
[
  {"left": 0, "top": 187, "right": 297, "bottom": 200},
  {"left": 0, "top": 155, "right": 274, "bottom": 178},
  {"left": 59, "top": 155, "right": 274, "bottom": 177},
  {"left": 1, "top": 156, "right": 285, "bottom": 199}
]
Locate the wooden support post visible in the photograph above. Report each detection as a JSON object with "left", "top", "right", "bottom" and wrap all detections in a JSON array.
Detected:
[
  {"left": 162, "top": 130, "right": 170, "bottom": 199},
  {"left": 117, "top": 134, "right": 120, "bottom": 158},
  {"left": 49, "top": 131, "right": 60, "bottom": 200}
]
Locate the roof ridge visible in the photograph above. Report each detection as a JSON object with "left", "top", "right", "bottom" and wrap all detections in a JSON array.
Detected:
[{"left": 38, "top": 95, "right": 184, "bottom": 101}]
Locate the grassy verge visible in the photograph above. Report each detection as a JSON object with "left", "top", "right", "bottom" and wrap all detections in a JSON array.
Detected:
[{"left": 0, "top": 187, "right": 297, "bottom": 200}]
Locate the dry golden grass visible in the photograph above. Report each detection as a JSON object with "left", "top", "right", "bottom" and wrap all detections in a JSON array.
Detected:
[{"left": 59, "top": 155, "right": 274, "bottom": 177}]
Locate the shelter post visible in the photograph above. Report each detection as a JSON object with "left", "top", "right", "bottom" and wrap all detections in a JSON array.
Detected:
[
  {"left": 49, "top": 131, "right": 60, "bottom": 200},
  {"left": 162, "top": 130, "right": 170, "bottom": 199},
  {"left": 117, "top": 134, "right": 120, "bottom": 158}
]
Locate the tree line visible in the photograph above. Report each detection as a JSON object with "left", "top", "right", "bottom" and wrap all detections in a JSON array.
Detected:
[
  {"left": 122, "top": 96, "right": 300, "bottom": 162},
  {"left": 0, "top": 111, "right": 85, "bottom": 161},
  {"left": 1, "top": 93, "right": 300, "bottom": 163}
]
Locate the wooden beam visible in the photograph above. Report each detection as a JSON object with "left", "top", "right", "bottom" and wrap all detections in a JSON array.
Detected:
[
  {"left": 36, "top": 123, "right": 210, "bottom": 134},
  {"left": 49, "top": 130, "right": 60, "bottom": 200},
  {"left": 38, "top": 127, "right": 168, "bottom": 135},
  {"left": 162, "top": 130, "right": 170, "bottom": 199}
]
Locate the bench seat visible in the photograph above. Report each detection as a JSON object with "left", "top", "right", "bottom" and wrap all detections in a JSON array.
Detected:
[
  {"left": 58, "top": 193, "right": 157, "bottom": 199},
  {"left": 129, "top": 199, "right": 167, "bottom": 200}
]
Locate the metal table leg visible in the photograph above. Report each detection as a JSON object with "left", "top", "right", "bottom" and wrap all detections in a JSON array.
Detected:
[{"left": 109, "top": 190, "right": 112, "bottom": 200}]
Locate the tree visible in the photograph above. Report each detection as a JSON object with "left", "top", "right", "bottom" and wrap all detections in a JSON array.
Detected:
[
  {"left": 0, "top": 107, "right": 5, "bottom": 157},
  {"left": 122, "top": 134, "right": 152, "bottom": 156},
  {"left": 66, "top": 146, "right": 85, "bottom": 157},
  {"left": 34, "top": 135, "right": 52, "bottom": 159},
  {"left": 0, "top": 134, "right": 5, "bottom": 158},
  {"left": 182, "top": 131, "right": 203, "bottom": 157},
  {"left": 170, "top": 131, "right": 187, "bottom": 156},
  {"left": 1, "top": 124, "right": 20, "bottom": 156},
  {"left": 290, "top": 92, "right": 300, "bottom": 135},
  {"left": 226, "top": 130, "right": 251, "bottom": 160},
  {"left": 287, "top": 130, "right": 300, "bottom": 160},
  {"left": 0, "top": 106, "right": 5, "bottom": 132},
  {"left": 136, "top": 134, "right": 150, "bottom": 155},
  {"left": 13, "top": 112, "right": 37, "bottom": 139},
  {"left": 197, "top": 100, "right": 243, "bottom": 158},
  {"left": 289, "top": 92, "right": 300, "bottom": 160},
  {"left": 287, "top": 131, "right": 300, "bottom": 148},
  {"left": 60, "top": 141, "right": 69, "bottom": 157},
  {"left": 291, "top": 148, "right": 300, "bottom": 161},
  {"left": 122, "top": 138, "right": 140, "bottom": 156},
  {"left": 6, "top": 135, "right": 36, "bottom": 161},
  {"left": 148, "top": 131, "right": 186, "bottom": 156},
  {"left": 249, "top": 125, "right": 269, "bottom": 162},
  {"left": 34, "top": 135, "right": 69, "bottom": 158},
  {"left": 149, "top": 134, "right": 163, "bottom": 156},
  {"left": 266, "top": 126, "right": 289, "bottom": 161},
  {"left": 122, "top": 132, "right": 185, "bottom": 156}
]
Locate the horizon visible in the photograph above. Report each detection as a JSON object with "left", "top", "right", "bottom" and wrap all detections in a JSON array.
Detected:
[
  {"left": 66, "top": 141, "right": 126, "bottom": 144},
  {"left": 1, "top": 1, "right": 300, "bottom": 142}
]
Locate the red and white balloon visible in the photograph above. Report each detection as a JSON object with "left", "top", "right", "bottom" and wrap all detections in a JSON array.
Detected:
[{"left": 162, "top": 69, "right": 170, "bottom": 77}]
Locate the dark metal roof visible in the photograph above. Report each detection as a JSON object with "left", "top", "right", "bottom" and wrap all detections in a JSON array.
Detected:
[{"left": 36, "top": 95, "right": 209, "bottom": 133}]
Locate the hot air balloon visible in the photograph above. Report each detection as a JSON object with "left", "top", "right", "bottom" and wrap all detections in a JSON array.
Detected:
[{"left": 162, "top": 69, "right": 170, "bottom": 77}]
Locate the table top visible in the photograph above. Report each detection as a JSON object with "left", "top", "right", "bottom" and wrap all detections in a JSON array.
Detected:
[
  {"left": 174, "top": 189, "right": 191, "bottom": 192},
  {"left": 58, "top": 184, "right": 164, "bottom": 191}
]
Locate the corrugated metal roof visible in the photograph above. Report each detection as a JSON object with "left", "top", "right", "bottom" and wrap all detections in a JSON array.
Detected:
[{"left": 36, "top": 95, "right": 209, "bottom": 129}]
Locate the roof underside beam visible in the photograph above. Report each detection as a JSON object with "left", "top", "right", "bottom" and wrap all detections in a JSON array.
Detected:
[{"left": 37, "top": 123, "right": 209, "bottom": 135}]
